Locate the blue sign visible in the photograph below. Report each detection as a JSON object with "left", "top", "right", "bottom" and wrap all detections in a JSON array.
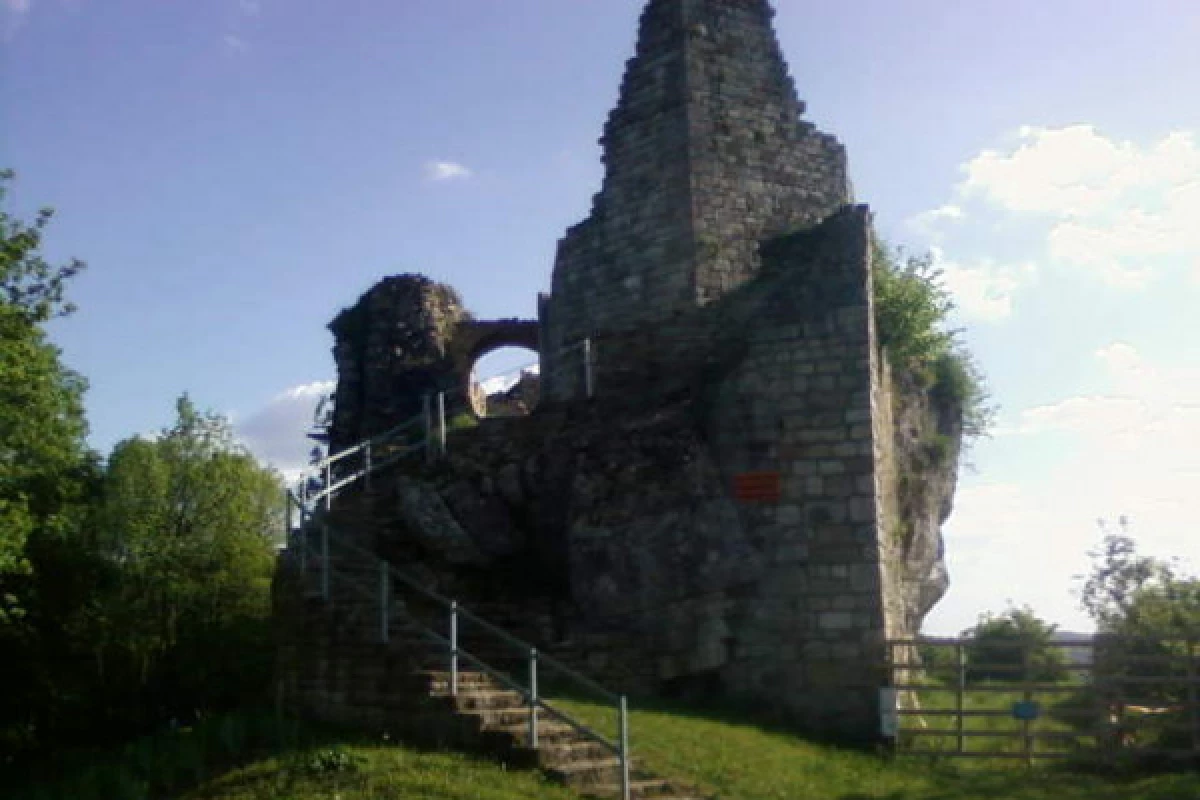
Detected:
[{"left": 1012, "top": 701, "right": 1041, "bottom": 721}]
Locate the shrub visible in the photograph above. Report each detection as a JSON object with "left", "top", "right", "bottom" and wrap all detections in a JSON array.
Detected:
[{"left": 872, "top": 239, "right": 993, "bottom": 441}]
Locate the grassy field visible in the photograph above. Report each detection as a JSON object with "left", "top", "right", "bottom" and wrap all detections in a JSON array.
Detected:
[
  {"left": 7, "top": 701, "right": 1200, "bottom": 800},
  {"left": 893, "top": 678, "right": 1097, "bottom": 758}
]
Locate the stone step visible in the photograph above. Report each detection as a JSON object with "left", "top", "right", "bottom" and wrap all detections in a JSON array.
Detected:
[
  {"left": 582, "top": 779, "right": 696, "bottom": 800},
  {"left": 489, "top": 719, "right": 581, "bottom": 746},
  {"left": 431, "top": 688, "right": 528, "bottom": 712},
  {"left": 459, "top": 705, "right": 557, "bottom": 730},
  {"left": 547, "top": 756, "right": 624, "bottom": 789},
  {"left": 534, "top": 738, "right": 621, "bottom": 768}
]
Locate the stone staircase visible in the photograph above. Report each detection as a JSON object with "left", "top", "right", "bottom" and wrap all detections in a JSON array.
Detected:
[{"left": 278, "top": 511, "right": 708, "bottom": 800}]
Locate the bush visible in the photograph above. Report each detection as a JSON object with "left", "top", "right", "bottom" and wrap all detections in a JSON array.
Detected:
[
  {"left": 962, "top": 606, "right": 1069, "bottom": 684},
  {"left": 872, "top": 240, "right": 992, "bottom": 441}
]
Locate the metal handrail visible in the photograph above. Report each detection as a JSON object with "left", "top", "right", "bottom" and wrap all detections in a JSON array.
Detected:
[
  {"left": 294, "top": 337, "right": 595, "bottom": 514},
  {"left": 288, "top": 502, "right": 630, "bottom": 799}
]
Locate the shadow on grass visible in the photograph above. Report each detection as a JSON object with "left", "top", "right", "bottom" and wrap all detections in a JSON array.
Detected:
[{"left": 2, "top": 709, "right": 371, "bottom": 800}]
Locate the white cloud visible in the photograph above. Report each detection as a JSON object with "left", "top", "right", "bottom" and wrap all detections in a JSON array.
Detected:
[
  {"left": 928, "top": 343, "right": 1200, "bottom": 634},
  {"left": 236, "top": 381, "right": 334, "bottom": 482},
  {"left": 933, "top": 247, "right": 1036, "bottom": 322},
  {"left": 907, "top": 204, "right": 966, "bottom": 240},
  {"left": 238, "top": 0, "right": 261, "bottom": 15},
  {"left": 222, "top": 33, "right": 248, "bottom": 53},
  {"left": 425, "top": 161, "right": 473, "bottom": 182},
  {"left": 958, "top": 126, "right": 1200, "bottom": 288}
]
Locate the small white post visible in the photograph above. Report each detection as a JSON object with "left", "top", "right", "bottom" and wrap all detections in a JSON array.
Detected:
[
  {"left": 619, "top": 695, "right": 630, "bottom": 800},
  {"left": 529, "top": 648, "right": 539, "bottom": 748},
  {"left": 437, "top": 392, "right": 447, "bottom": 455},
  {"left": 320, "top": 524, "right": 330, "bottom": 601},
  {"left": 583, "top": 338, "right": 595, "bottom": 399},
  {"left": 450, "top": 601, "right": 459, "bottom": 697},
  {"left": 379, "top": 561, "right": 389, "bottom": 644}
]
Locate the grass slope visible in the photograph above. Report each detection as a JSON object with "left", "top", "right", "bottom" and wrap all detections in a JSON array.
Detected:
[
  {"left": 183, "top": 746, "right": 576, "bottom": 800},
  {"left": 547, "top": 694, "right": 1200, "bottom": 800}
]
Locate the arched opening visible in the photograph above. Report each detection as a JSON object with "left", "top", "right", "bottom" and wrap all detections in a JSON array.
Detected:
[{"left": 468, "top": 345, "right": 540, "bottom": 418}]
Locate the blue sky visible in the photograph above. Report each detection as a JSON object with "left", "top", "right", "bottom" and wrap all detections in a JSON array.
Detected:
[{"left": 2, "top": 0, "right": 1197, "bottom": 634}]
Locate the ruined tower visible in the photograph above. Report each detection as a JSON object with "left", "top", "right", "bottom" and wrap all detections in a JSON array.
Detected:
[
  {"left": 542, "top": 0, "right": 851, "bottom": 398},
  {"left": 312, "top": 0, "right": 959, "bottom": 742}
]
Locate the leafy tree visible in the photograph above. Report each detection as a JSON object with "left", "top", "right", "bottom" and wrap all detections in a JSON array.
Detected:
[
  {"left": 83, "top": 396, "right": 284, "bottom": 730},
  {"left": 1077, "top": 519, "right": 1200, "bottom": 708},
  {"left": 871, "top": 239, "right": 992, "bottom": 440},
  {"left": 0, "top": 170, "right": 97, "bottom": 761},
  {"left": 962, "top": 606, "right": 1069, "bottom": 684},
  {"left": 0, "top": 170, "right": 92, "bottom": 626}
]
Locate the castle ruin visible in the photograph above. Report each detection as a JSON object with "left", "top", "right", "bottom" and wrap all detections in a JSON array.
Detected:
[{"left": 312, "top": 0, "right": 959, "bottom": 740}]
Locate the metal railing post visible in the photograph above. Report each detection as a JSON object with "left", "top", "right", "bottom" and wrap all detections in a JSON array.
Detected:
[
  {"left": 423, "top": 394, "right": 433, "bottom": 463},
  {"left": 619, "top": 695, "right": 630, "bottom": 800},
  {"left": 583, "top": 338, "right": 595, "bottom": 399},
  {"left": 450, "top": 601, "right": 459, "bottom": 697},
  {"left": 529, "top": 648, "right": 539, "bottom": 748},
  {"left": 365, "top": 440, "right": 373, "bottom": 490},
  {"left": 324, "top": 459, "right": 332, "bottom": 511},
  {"left": 437, "top": 392, "right": 447, "bottom": 455},
  {"left": 379, "top": 561, "right": 389, "bottom": 644}
]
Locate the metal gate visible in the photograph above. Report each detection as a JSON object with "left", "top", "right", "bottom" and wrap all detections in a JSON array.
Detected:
[{"left": 883, "top": 636, "right": 1200, "bottom": 764}]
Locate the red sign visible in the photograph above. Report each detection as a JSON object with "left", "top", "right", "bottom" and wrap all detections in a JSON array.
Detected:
[{"left": 734, "top": 472, "right": 782, "bottom": 503}]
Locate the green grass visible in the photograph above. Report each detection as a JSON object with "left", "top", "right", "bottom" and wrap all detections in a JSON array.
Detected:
[
  {"left": 9, "top": 700, "right": 1200, "bottom": 800},
  {"left": 3, "top": 711, "right": 573, "bottom": 800},
  {"left": 896, "top": 678, "right": 1097, "bottom": 758},
  {"left": 545, "top": 693, "right": 1200, "bottom": 800},
  {"left": 182, "top": 746, "right": 577, "bottom": 800}
]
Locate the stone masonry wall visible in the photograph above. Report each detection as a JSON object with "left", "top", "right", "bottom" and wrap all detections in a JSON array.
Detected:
[
  {"left": 542, "top": 0, "right": 849, "bottom": 402},
  {"left": 684, "top": 0, "right": 850, "bottom": 305},
  {"left": 700, "top": 205, "right": 886, "bottom": 733}
]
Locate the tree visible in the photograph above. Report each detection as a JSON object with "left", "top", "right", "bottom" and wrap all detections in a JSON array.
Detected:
[
  {"left": 0, "top": 170, "right": 97, "bottom": 761},
  {"left": 1077, "top": 519, "right": 1200, "bottom": 708},
  {"left": 84, "top": 396, "right": 284, "bottom": 730},
  {"left": 0, "top": 170, "right": 92, "bottom": 627},
  {"left": 962, "top": 606, "right": 1068, "bottom": 684},
  {"left": 1077, "top": 517, "right": 1197, "bottom": 636}
]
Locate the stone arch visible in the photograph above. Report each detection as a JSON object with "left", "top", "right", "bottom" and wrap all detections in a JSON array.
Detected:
[{"left": 448, "top": 319, "right": 540, "bottom": 416}]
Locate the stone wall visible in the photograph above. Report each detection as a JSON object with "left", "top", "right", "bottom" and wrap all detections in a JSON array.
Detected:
[
  {"left": 301, "top": 0, "right": 960, "bottom": 744},
  {"left": 328, "top": 275, "right": 538, "bottom": 450},
  {"left": 329, "top": 275, "right": 468, "bottom": 450},
  {"left": 542, "top": 0, "right": 850, "bottom": 403}
]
